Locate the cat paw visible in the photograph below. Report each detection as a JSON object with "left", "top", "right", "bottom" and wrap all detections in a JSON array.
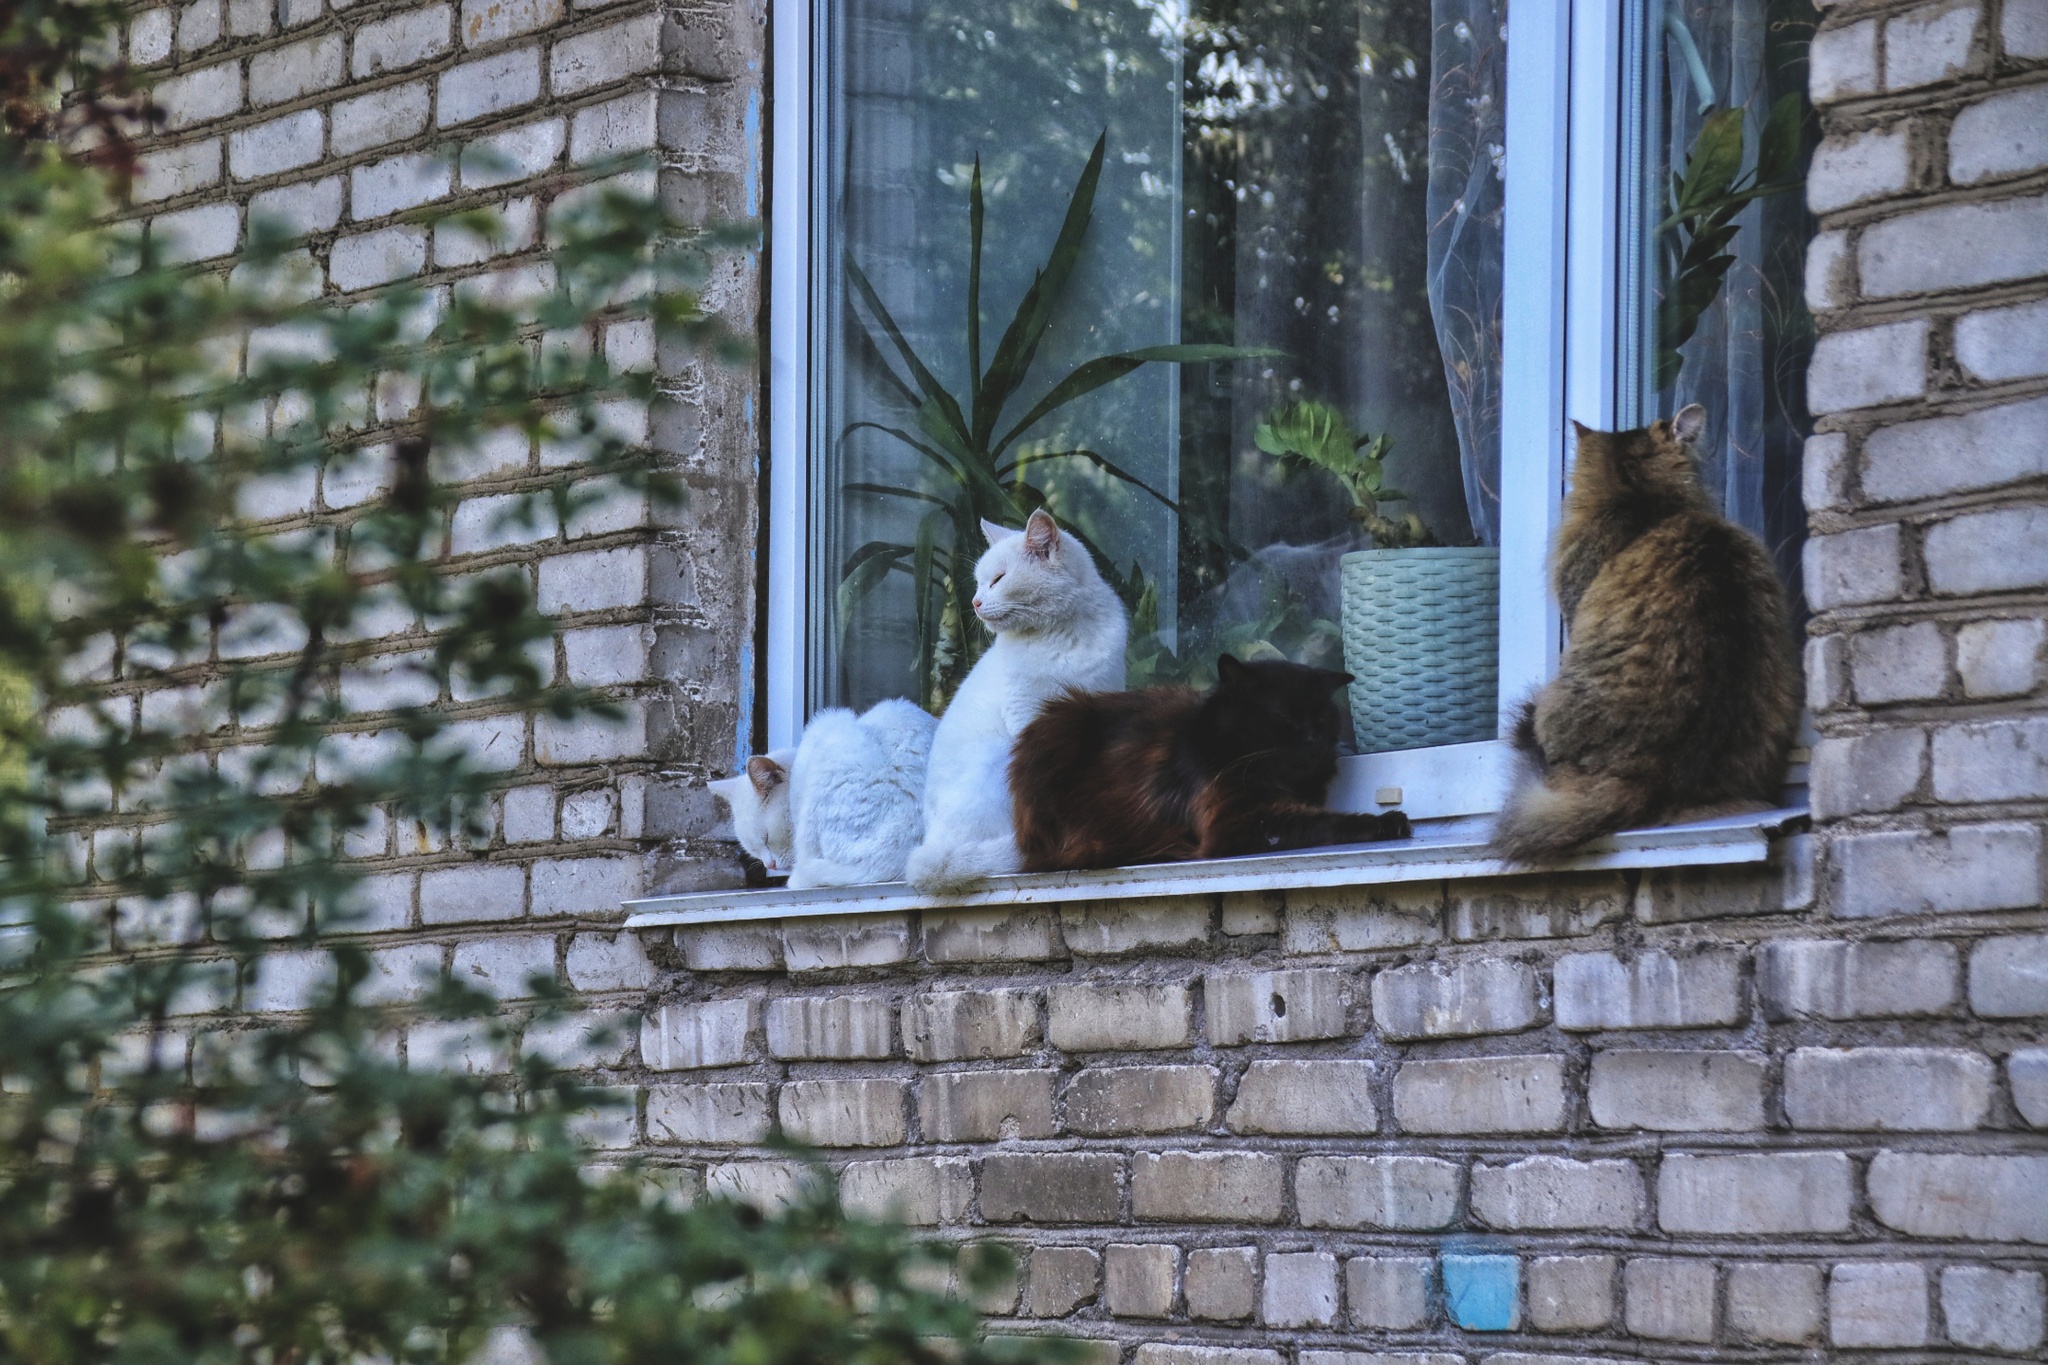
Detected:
[{"left": 1376, "top": 811, "right": 1413, "bottom": 840}]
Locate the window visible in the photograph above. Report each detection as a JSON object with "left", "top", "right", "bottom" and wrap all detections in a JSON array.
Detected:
[{"left": 766, "top": 1, "right": 1813, "bottom": 822}]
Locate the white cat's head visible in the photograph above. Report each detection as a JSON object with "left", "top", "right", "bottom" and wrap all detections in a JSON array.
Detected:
[
  {"left": 972, "top": 509, "right": 1105, "bottom": 634},
  {"left": 707, "top": 750, "right": 794, "bottom": 873}
]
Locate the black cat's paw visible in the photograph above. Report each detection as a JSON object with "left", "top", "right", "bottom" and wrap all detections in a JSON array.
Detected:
[{"left": 1376, "top": 810, "right": 1413, "bottom": 840}]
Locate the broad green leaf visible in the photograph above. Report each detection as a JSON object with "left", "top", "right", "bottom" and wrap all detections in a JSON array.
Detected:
[
  {"left": 844, "top": 252, "right": 972, "bottom": 447},
  {"left": 1678, "top": 107, "right": 1746, "bottom": 213},
  {"left": 990, "top": 343, "right": 1278, "bottom": 459},
  {"left": 967, "top": 155, "right": 984, "bottom": 402},
  {"left": 838, "top": 539, "right": 913, "bottom": 637},
  {"left": 1756, "top": 91, "right": 1805, "bottom": 186}
]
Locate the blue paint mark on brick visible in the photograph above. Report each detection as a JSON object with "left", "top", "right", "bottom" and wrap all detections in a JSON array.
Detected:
[
  {"left": 1441, "top": 1253, "right": 1519, "bottom": 1331},
  {"left": 742, "top": 90, "right": 761, "bottom": 216}
]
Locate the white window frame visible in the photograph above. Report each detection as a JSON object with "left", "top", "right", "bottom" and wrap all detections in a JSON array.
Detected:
[{"left": 764, "top": 0, "right": 1633, "bottom": 822}]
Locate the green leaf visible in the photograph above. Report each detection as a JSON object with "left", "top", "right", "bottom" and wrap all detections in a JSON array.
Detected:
[
  {"left": 1677, "top": 106, "right": 1746, "bottom": 214},
  {"left": 838, "top": 540, "right": 912, "bottom": 637},
  {"left": 975, "top": 132, "right": 1107, "bottom": 447},
  {"left": 990, "top": 343, "right": 1276, "bottom": 459},
  {"left": 844, "top": 252, "right": 973, "bottom": 448},
  {"left": 967, "top": 155, "right": 984, "bottom": 404},
  {"left": 1755, "top": 91, "right": 1804, "bottom": 186}
]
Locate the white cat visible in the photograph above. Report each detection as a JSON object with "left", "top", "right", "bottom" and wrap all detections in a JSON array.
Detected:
[
  {"left": 785, "top": 697, "right": 937, "bottom": 888},
  {"left": 707, "top": 750, "right": 795, "bottom": 874},
  {"left": 905, "top": 509, "right": 1128, "bottom": 894}
]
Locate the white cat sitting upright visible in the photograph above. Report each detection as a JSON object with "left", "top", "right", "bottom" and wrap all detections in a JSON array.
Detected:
[{"left": 904, "top": 509, "right": 1128, "bottom": 894}]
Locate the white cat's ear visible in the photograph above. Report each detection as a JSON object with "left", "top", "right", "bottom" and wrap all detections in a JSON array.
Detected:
[
  {"left": 979, "top": 517, "right": 1018, "bottom": 544},
  {"left": 746, "top": 755, "right": 788, "bottom": 798},
  {"left": 1022, "top": 509, "right": 1060, "bottom": 561},
  {"left": 1672, "top": 403, "right": 1707, "bottom": 444}
]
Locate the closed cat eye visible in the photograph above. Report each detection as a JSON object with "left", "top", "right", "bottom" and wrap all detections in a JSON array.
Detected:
[{"left": 989, "top": 572, "right": 1005, "bottom": 586}]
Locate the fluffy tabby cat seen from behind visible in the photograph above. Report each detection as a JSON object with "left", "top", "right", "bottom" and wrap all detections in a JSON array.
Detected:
[
  {"left": 1012, "top": 655, "right": 1412, "bottom": 871},
  {"left": 1492, "top": 403, "right": 1798, "bottom": 861}
]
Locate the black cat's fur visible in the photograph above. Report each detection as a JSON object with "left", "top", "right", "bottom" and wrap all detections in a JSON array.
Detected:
[{"left": 1011, "top": 655, "right": 1412, "bottom": 870}]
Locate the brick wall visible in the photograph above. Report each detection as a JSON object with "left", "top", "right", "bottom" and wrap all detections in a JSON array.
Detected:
[{"left": 105, "top": 0, "right": 2048, "bottom": 1361}]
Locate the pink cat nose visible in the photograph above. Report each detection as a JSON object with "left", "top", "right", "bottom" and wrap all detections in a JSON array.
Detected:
[{"left": 972, "top": 596, "right": 983, "bottom": 611}]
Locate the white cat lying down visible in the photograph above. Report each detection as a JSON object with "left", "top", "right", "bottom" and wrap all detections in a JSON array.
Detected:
[{"left": 710, "top": 699, "right": 936, "bottom": 888}]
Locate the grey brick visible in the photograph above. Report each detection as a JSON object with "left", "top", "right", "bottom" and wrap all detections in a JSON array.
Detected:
[
  {"left": 1813, "top": 726, "right": 1926, "bottom": 817},
  {"left": 1061, "top": 897, "right": 1210, "bottom": 954},
  {"left": 1304, "top": 1355, "right": 1461, "bottom": 1365},
  {"left": 1554, "top": 949, "right": 1742, "bottom": 1030},
  {"left": 924, "top": 908, "right": 1059, "bottom": 962},
  {"left": 1956, "top": 300, "right": 2048, "bottom": 384},
  {"left": 452, "top": 933, "right": 553, "bottom": 999},
  {"left": 1970, "top": 935, "right": 2048, "bottom": 1017},
  {"left": 764, "top": 995, "right": 893, "bottom": 1060},
  {"left": 645, "top": 1082, "right": 770, "bottom": 1144},
  {"left": 1934, "top": 716, "right": 2048, "bottom": 803},
  {"left": 1371, "top": 957, "right": 1541, "bottom": 1039},
  {"left": 1204, "top": 968, "right": 1349, "bottom": 1044},
  {"left": 550, "top": 13, "right": 661, "bottom": 94},
  {"left": 1957, "top": 618, "right": 2045, "bottom": 698},
  {"left": 352, "top": 4, "right": 452, "bottom": 78},
  {"left": 2009, "top": 0, "right": 2048, "bottom": 58},
  {"left": 1450, "top": 875, "right": 1625, "bottom": 940},
  {"left": 1807, "top": 125, "right": 1911, "bottom": 211},
  {"left": 1861, "top": 193, "right": 2048, "bottom": 298},
  {"left": 902, "top": 987, "right": 1038, "bottom": 1061},
  {"left": 1942, "top": 1265, "right": 2046, "bottom": 1354},
  {"left": 1832, "top": 823, "right": 2041, "bottom": 918},
  {"left": 675, "top": 923, "right": 782, "bottom": 971},
  {"left": 1849, "top": 621, "right": 1946, "bottom": 702},
  {"left": 1133, "top": 1348, "right": 1281, "bottom": 1365},
  {"left": 329, "top": 225, "right": 427, "bottom": 290},
  {"left": 1023, "top": 1246, "right": 1099, "bottom": 1317},
  {"left": 1262, "top": 1251, "right": 1338, "bottom": 1329},
  {"left": 2012, "top": 1048, "right": 2048, "bottom": 1127},
  {"left": 776, "top": 1078, "right": 907, "bottom": 1148},
  {"left": 782, "top": 913, "right": 912, "bottom": 971},
  {"left": 1224, "top": 1059, "right": 1378, "bottom": 1135},
  {"left": 1807, "top": 318, "right": 1927, "bottom": 412},
  {"left": 839, "top": 1157, "right": 971, "bottom": 1226},
  {"left": 1105, "top": 1243, "right": 1177, "bottom": 1318},
  {"left": 1810, "top": 16, "right": 1877, "bottom": 102},
  {"left": 462, "top": 0, "right": 561, "bottom": 46},
  {"left": 1804, "top": 524, "right": 1903, "bottom": 611},
  {"left": 1928, "top": 505, "right": 2048, "bottom": 596},
  {"left": 351, "top": 151, "right": 451, "bottom": 220},
  {"left": 1525, "top": 1255, "right": 1613, "bottom": 1333},
  {"left": 1727, "top": 1261, "right": 1822, "bottom": 1343},
  {"left": 1953, "top": 85, "right": 2048, "bottom": 185},
  {"left": 228, "top": 109, "right": 324, "bottom": 180},
  {"left": 437, "top": 45, "right": 541, "bottom": 126},
  {"left": 1066, "top": 1065, "right": 1215, "bottom": 1135},
  {"left": 1186, "top": 1247, "right": 1257, "bottom": 1321},
  {"left": 1283, "top": 881, "right": 1439, "bottom": 951},
  {"left": 980, "top": 1153, "right": 1121, "bottom": 1224},
  {"left": 460, "top": 116, "right": 567, "bottom": 189},
  {"left": 1296, "top": 1155, "right": 1461, "bottom": 1230},
  {"left": 249, "top": 175, "right": 342, "bottom": 237},
  {"left": 1830, "top": 1261, "right": 1928, "bottom": 1348},
  {"left": 420, "top": 862, "right": 523, "bottom": 924},
  {"left": 248, "top": 31, "right": 341, "bottom": 105},
  {"left": 1785, "top": 1046, "right": 1994, "bottom": 1131},
  {"left": 1658, "top": 1153, "right": 1854, "bottom": 1234},
  {"left": 705, "top": 1161, "right": 815, "bottom": 1212},
  {"left": 1805, "top": 231, "right": 1855, "bottom": 313},
  {"left": 640, "top": 998, "right": 755, "bottom": 1070},
  {"left": 152, "top": 201, "right": 241, "bottom": 263},
  {"left": 156, "top": 61, "right": 244, "bottom": 129},
  {"left": 1588, "top": 1049, "right": 1766, "bottom": 1130},
  {"left": 919, "top": 1069, "right": 1055, "bottom": 1142},
  {"left": 1047, "top": 981, "right": 1191, "bottom": 1051},
  {"left": 1392, "top": 1055, "right": 1567, "bottom": 1133},
  {"left": 1623, "top": 1258, "right": 1715, "bottom": 1342},
  {"left": 135, "top": 138, "right": 223, "bottom": 203},
  {"left": 1347, "top": 1255, "right": 1431, "bottom": 1330},
  {"left": 1220, "top": 890, "right": 1280, "bottom": 936},
  {"left": 1132, "top": 1151, "right": 1284, "bottom": 1224},
  {"left": 1759, "top": 938, "right": 1959, "bottom": 1020},
  {"left": 1867, "top": 1151, "right": 2048, "bottom": 1241},
  {"left": 1471, "top": 1157, "right": 1644, "bottom": 1231}
]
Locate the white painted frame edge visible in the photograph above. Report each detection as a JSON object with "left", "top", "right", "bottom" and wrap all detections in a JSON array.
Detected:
[{"left": 763, "top": 0, "right": 1614, "bottom": 817}]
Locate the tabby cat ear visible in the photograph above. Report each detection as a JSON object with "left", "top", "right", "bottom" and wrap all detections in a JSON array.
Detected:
[
  {"left": 1022, "top": 509, "right": 1060, "bottom": 561},
  {"left": 745, "top": 755, "right": 788, "bottom": 797},
  {"left": 1672, "top": 403, "right": 1707, "bottom": 444}
]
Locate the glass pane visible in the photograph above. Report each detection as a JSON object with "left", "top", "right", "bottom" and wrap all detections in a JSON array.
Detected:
[
  {"left": 814, "top": 0, "right": 1507, "bottom": 735},
  {"left": 1624, "top": 0, "right": 1816, "bottom": 619}
]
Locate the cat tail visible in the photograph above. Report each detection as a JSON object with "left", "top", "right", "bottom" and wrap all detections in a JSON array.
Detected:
[
  {"left": 1490, "top": 767, "right": 1656, "bottom": 863},
  {"left": 905, "top": 834, "right": 1022, "bottom": 895}
]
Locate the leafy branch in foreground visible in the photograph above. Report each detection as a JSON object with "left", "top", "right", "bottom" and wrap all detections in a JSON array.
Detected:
[
  {"left": 840, "top": 132, "right": 1274, "bottom": 709},
  {"left": 0, "top": 17, "right": 1075, "bottom": 1365}
]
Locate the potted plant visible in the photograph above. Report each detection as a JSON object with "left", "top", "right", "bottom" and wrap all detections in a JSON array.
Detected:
[{"left": 1254, "top": 401, "right": 1498, "bottom": 754}]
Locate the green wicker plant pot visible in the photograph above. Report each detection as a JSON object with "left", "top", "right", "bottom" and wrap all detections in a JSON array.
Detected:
[{"left": 1340, "top": 546, "right": 1500, "bottom": 754}]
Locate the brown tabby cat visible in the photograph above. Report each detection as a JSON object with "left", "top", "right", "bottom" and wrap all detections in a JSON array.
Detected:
[
  {"left": 1491, "top": 404, "right": 1799, "bottom": 861},
  {"left": 1011, "top": 655, "right": 1412, "bottom": 871}
]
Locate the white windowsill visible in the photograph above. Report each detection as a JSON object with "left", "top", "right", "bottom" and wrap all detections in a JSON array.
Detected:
[{"left": 621, "top": 806, "right": 1809, "bottom": 929}]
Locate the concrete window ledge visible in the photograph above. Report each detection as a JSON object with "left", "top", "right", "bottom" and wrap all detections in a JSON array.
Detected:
[{"left": 621, "top": 807, "right": 1809, "bottom": 929}]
